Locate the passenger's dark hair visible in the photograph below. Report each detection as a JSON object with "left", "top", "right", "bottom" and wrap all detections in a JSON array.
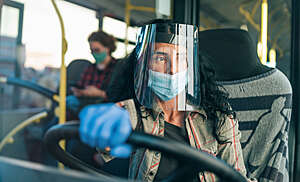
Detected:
[
  {"left": 88, "top": 30, "right": 116, "bottom": 54},
  {"left": 198, "top": 50, "right": 236, "bottom": 137}
]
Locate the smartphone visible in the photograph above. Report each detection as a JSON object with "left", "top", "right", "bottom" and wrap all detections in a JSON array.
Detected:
[{"left": 69, "top": 83, "right": 85, "bottom": 89}]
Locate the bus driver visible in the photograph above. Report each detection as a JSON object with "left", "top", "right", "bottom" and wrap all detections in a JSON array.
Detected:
[{"left": 78, "top": 20, "right": 255, "bottom": 182}]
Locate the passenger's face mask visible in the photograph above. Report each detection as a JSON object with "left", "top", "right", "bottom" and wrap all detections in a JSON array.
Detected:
[
  {"left": 148, "top": 69, "right": 188, "bottom": 101},
  {"left": 92, "top": 52, "right": 107, "bottom": 64}
]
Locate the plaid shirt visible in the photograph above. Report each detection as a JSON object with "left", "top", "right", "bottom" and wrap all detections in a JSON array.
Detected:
[{"left": 78, "top": 59, "right": 117, "bottom": 91}]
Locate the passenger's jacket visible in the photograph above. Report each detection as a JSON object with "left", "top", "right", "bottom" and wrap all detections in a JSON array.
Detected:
[{"left": 102, "top": 99, "right": 250, "bottom": 182}]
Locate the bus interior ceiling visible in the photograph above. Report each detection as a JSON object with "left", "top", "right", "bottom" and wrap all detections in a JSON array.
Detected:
[
  {"left": 66, "top": 0, "right": 292, "bottom": 76},
  {"left": 64, "top": 0, "right": 156, "bottom": 24}
]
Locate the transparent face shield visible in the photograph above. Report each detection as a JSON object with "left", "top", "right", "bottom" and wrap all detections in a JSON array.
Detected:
[{"left": 134, "top": 23, "right": 200, "bottom": 111}]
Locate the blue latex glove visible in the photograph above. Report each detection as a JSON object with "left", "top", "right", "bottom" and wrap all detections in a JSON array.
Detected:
[
  {"left": 66, "top": 95, "right": 80, "bottom": 113},
  {"left": 79, "top": 103, "right": 132, "bottom": 158}
]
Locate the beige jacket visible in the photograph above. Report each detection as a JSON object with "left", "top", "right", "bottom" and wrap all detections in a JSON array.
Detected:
[{"left": 102, "top": 99, "right": 250, "bottom": 182}]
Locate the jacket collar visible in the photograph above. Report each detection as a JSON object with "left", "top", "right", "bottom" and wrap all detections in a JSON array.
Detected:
[{"left": 190, "top": 108, "right": 208, "bottom": 120}]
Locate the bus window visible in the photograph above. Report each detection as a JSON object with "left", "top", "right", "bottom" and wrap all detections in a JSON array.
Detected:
[
  {"left": 102, "top": 16, "right": 139, "bottom": 58},
  {"left": 199, "top": 0, "right": 291, "bottom": 78},
  {"left": 12, "top": 0, "right": 99, "bottom": 70},
  {"left": 198, "top": 1, "right": 292, "bottom": 181},
  {"left": 1, "top": 5, "right": 19, "bottom": 37}
]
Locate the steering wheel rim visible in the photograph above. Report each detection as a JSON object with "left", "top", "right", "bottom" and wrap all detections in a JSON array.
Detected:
[{"left": 44, "top": 122, "right": 247, "bottom": 182}]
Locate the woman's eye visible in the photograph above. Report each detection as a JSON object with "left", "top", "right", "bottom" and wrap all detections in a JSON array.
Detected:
[{"left": 155, "top": 56, "right": 167, "bottom": 62}]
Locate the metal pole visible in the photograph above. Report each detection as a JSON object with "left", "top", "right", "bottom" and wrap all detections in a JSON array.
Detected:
[
  {"left": 184, "top": 0, "right": 192, "bottom": 24},
  {"left": 125, "top": 0, "right": 130, "bottom": 55},
  {"left": 260, "top": 0, "right": 268, "bottom": 65},
  {"left": 9, "top": 1, "right": 24, "bottom": 108},
  {"left": 0, "top": 0, "right": 3, "bottom": 33},
  {"left": 96, "top": 8, "right": 103, "bottom": 30},
  {"left": 192, "top": 0, "right": 200, "bottom": 26},
  {"left": 172, "top": 0, "right": 185, "bottom": 23},
  {"left": 50, "top": 0, "right": 68, "bottom": 169},
  {"left": 172, "top": 0, "right": 198, "bottom": 25},
  {"left": 291, "top": 0, "right": 300, "bottom": 180}
]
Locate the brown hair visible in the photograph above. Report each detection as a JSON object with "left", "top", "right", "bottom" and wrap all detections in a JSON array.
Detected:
[{"left": 88, "top": 30, "right": 117, "bottom": 55}]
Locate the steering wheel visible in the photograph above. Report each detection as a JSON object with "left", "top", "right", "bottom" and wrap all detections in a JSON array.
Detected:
[{"left": 44, "top": 122, "right": 247, "bottom": 182}]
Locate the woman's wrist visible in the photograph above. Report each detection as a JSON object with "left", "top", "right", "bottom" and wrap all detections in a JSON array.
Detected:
[{"left": 96, "top": 89, "right": 107, "bottom": 99}]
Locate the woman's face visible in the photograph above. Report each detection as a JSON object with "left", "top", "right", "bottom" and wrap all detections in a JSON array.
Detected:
[
  {"left": 149, "top": 42, "right": 187, "bottom": 74},
  {"left": 89, "top": 41, "right": 108, "bottom": 54}
]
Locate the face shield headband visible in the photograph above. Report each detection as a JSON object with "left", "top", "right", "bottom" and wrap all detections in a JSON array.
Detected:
[{"left": 134, "top": 23, "right": 200, "bottom": 111}]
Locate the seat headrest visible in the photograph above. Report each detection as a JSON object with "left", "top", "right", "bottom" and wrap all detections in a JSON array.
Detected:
[
  {"left": 199, "top": 28, "right": 270, "bottom": 81},
  {"left": 199, "top": 28, "right": 257, "bottom": 62}
]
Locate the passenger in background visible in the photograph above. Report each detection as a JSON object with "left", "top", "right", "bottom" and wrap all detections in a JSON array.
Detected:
[
  {"left": 71, "top": 30, "right": 117, "bottom": 100},
  {"left": 66, "top": 30, "right": 117, "bottom": 116},
  {"left": 66, "top": 30, "right": 118, "bottom": 170}
]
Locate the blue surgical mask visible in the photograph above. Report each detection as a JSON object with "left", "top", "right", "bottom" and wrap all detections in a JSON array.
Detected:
[
  {"left": 148, "top": 70, "right": 188, "bottom": 101},
  {"left": 92, "top": 52, "right": 107, "bottom": 64}
]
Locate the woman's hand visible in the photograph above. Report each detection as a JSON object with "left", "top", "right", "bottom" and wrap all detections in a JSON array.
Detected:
[
  {"left": 79, "top": 103, "right": 132, "bottom": 158},
  {"left": 71, "top": 87, "right": 84, "bottom": 97},
  {"left": 72, "top": 85, "right": 107, "bottom": 98}
]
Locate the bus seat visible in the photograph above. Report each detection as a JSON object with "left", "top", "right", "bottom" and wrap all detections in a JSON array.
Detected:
[
  {"left": 199, "top": 29, "right": 293, "bottom": 182},
  {"left": 66, "top": 59, "right": 92, "bottom": 95},
  {"left": 65, "top": 59, "right": 130, "bottom": 176}
]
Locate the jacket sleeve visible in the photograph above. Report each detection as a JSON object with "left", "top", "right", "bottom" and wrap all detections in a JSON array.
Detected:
[{"left": 216, "top": 114, "right": 255, "bottom": 181}]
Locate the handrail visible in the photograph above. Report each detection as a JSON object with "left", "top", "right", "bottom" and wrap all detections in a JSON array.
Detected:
[
  {"left": 239, "top": 0, "right": 284, "bottom": 59},
  {"left": 50, "top": 0, "right": 67, "bottom": 126},
  {"left": 124, "top": 0, "right": 155, "bottom": 55},
  {"left": 239, "top": 3, "right": 260, "bottom": 31},
  {"left": 50, "top": 0, "right": 68, "bottom": 168},
  {"left": 0, "top": 111, "right": 48, "bottom": 152},
  {"left": 0, "top": 76, "right": 58, "bottom": 102}
]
